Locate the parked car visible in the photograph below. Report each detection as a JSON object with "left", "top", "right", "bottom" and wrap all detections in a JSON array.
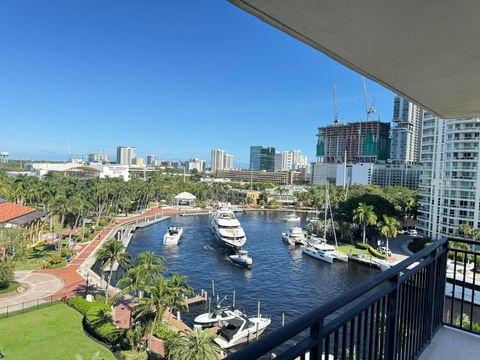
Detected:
[
  {"left": 408, "top": 229, "right": 418, "bottom": 236},
  {"left": 379, "top": 246, "right": 392, "bottom": 257}
]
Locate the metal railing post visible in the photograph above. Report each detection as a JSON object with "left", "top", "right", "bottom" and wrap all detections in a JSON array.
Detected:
[
  {"left": 309, "top": 318, "right": 324, "bottom": 360},
  {"left": 424, "top": 247, "right": 438, "bottom": 342},
  {"left": 385, "top": 273, "right": 400, "bottom": 359}
]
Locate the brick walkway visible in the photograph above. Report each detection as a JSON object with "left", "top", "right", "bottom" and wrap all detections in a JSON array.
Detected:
[{"left": 35, "top": 207, "right": 191, "bottom": 299}]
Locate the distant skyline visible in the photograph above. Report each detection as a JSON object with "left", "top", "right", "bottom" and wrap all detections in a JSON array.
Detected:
[{"left": 0, "top": 1, "right": 394, "bottom": 166}]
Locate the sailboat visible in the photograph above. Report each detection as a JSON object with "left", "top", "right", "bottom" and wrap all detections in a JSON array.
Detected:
[{"left": 302, "top": 183, "right": 348, "bottom": 264}]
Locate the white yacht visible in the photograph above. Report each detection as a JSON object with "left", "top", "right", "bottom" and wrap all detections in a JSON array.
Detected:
[
  {"left": 282, "top": 227, "right": 306, "bottom": 245},
  {"left": 194, "top": 308, "right": 243, "bottom": 329},
  {"left": 214, "top": 314, "right": 271, "bottom": 349},
  {"left": 302, "top": 243, "right": 348, "bottom": 264},
  {"left": 284, "top": 213, "right": 301, "bottom": 222},
  {"left": 163, "top": 226, "right": 183, "bottom": 245},
  {"left": 229, "top": 249, "right": 253, "bottom": 268},
  {"left": 210, "top": 208, "right": 247, "bottom": 251}
]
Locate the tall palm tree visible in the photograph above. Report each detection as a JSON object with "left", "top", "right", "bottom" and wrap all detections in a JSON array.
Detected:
[
  {"left": 377, "top": 215, "right": 400, "bottom": 258},
  {"left": 95, "top": 239, "right": 131, "bottom": 304},
  {"left": 353, "top": 203, "right": 378, "bottom": 244},
  {"left": 458, "top": 223, "right": 473, "bottom": 240},
  {"left": 167, "top": 328, "right": 222, "bottom": 360},
  {"left": 134, "top": 277, "right": 171, "bottom": 345},
  {"left": 165, "top": 274, "right": 193, "bottom": 320},
  {"left": 117, "top": 251, "right": 164, "bottom": 298}
]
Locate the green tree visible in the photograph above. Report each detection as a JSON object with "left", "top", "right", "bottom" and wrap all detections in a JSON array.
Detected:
[
  {"left": 95, "top": 239, "right": 131, "bottom": 304},
  {"left": 377, "top": 215, "right": 400, "bottom": 257},
  {"left": 167, "top": 328, "right": 222, "bottom": 360},
  {"left": 353, "top": 203, "right": 377, "bottom": 244}
]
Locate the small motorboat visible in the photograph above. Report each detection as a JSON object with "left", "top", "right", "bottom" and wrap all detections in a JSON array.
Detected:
[
  {"left": 284, "top": 213, "right": 301, "bottom": 222},
  {"left": 229, "top": 249, "right": 253, "bottom": 268},
  {"left": 194, "top": 308, "right": 243, "bottom": 329},
  {"left": 163, "top": 226, "right": 183, "bottom": 245},
  {"left": 214, "top": 313, "right": 271, "bottom": 349},
  {"left": 282, "top": 227, "right": 306, "bottom": 245}
]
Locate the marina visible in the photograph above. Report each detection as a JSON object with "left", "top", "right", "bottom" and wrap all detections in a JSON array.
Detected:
[{"left": 125, "top": 211, "right": 378, "bottom": 337}]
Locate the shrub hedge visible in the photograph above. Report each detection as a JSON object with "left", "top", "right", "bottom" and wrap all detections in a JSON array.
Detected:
[
  {"left": 120, "top": 351, "right": 148, "bottom": 360},
  {"left": 368, "top": 246, "right": 387, "bottom": 260},
  {"left": 355, "top": 242, "right": 370, "bottom": 250},
  {"left": 85, "top": 303, "right": 125, "bottom": 345},
  {"left": 67, "top": 296, "right": 97, "bottom": 315}
]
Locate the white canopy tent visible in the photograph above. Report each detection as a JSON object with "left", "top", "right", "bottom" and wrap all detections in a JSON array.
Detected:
[
  {"left": 229, "top": 0, "right": 480, "bottom": 118},
  {"left": 174, "top": 192, "right": 197, "bottom": 207}
]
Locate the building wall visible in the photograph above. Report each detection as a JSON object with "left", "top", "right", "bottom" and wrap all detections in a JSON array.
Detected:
[
  {"left": 211, "top": 149, "right": 225, "bottom": 171},
  {"left": 117, "top": 146, "right": 136, "bottom": 165},
  {"left": 316, "top": 121, "right": 390, "bottom": 164},
  {"left": 390, "top": 96, "right": 423, "bottom": 163},
  {"left": 311, "top": 163, "right": 337, "bottom": 185},
  {"left": 250, "top": 146, "right": 276, "bottom": 171},
  {"left": 215, "top": 169, "right": 300, "bottom": 185},
  {"left": 417, "top": 115, "right": 480, "bottom": 241}
]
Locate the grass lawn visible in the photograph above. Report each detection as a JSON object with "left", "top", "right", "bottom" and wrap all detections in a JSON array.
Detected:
[
  {"left": 0, "top": 303, "right": 115, "bottom": 360},
  {"left": 15, "top": 243, "right": 66, "bottom": 270},
  {"left": 0, "top": 281, "right": 20, "bottom": 295},
  {"left": 337, "top": 243, "right": 369, "bottom": 257}
]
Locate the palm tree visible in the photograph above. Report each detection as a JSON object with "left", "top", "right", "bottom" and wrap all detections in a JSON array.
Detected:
[
  {"left": 134, "top": 277, "right": 170, "bottom": 346},
  {"left": 458, "top": 223, "right": 473, "bottom": 240},
  {"left": 117, "top": 251, "right": 164, "bottom": 298},
  {"left": 377, "top": 215, "right": 400, "bottom": 258},
  {"left": 95, "top": 239, "right": 131, "bottom": 304},
  {"left": 353, "top": 203, "right": 377, "bottom": 244},
  {"left": 165, "top": 274, "right": 193, "bottom": 321},
  {"left": 167, "top": 328, "right": 222, "bottom": 360}
]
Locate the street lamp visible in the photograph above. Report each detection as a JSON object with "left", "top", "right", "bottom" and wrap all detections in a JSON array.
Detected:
[{"left": 85, "top": 273, "right": 90, "bottom": 296}]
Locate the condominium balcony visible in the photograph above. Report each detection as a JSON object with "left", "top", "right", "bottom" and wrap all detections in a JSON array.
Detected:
[{"left": 228, "top": 239, "right": 480, "bottom": 360}]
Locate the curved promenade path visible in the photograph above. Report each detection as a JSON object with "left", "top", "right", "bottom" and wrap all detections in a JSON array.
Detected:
[{"left": 36, "top": 207, "right": 193, "bottom": 299}]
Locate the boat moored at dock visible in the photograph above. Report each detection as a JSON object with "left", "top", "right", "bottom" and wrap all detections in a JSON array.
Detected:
[
  {"left": 282, "top": 227, "right": 306, "bottom": 245},
  {"left": 214, "top": 313, "right": 271, "bottom": 349},
  {"left": 284, "top": 213, "right": 301, "bottom": 222}
]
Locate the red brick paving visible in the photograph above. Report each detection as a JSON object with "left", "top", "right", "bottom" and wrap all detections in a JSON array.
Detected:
[{"left": 35, "top": 207, "right": 190, "bottom": 299}]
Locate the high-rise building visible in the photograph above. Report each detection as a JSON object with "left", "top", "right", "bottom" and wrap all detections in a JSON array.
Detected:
[
  {"left": 417, "top": 115, "right": 480, "bottom": 241},
  {"left": 88, "top": 152, "right": 110, "bottom": 164},
  {"left": 211, "top": 149, "right": 234, "bottom": 171},
  {"left": 211, "top": 149, "right": 225, "bottom": 171},
  {"left": 316, "top": 121, "right": 390, "bottom": 164},
  {"left": 224, "top": 154, "right": 234, "bottom": 170},
  {"left": 390, "top": 96, "right": 423, "bottom": 163},
  {"left": 187, "top": 158, "right": 206, "bottom": 172},
  {"left": 116, "top": 146, "right": 136, "bottom": 165},
  {"left": 275, "top": 150, "right": 308, "bottom": 172},
  {"left": 250, "top": 146, "right": 276, "bottom": 171},
  {"left": 147, "top": 155, "right": 156, "bottom": 166}
]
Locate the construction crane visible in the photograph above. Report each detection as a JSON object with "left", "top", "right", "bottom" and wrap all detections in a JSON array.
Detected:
[
  {"left": 333, "top": 83, "right": 340, "bottom": 124},
  {"left": 362, "top": 77, "right": 376, "bottom": 121}
]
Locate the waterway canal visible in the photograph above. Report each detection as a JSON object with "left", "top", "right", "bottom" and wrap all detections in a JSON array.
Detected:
[{"left": 126, "top": 211, "right": 377, "bottom": 335}]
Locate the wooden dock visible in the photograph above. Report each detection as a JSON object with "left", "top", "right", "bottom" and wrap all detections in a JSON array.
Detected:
[
  {"left": 348, "top": 254, "right": 381, "bottom": 270},
  {"left": 186, "top": 290, "right": 207, "bottom": 305}
]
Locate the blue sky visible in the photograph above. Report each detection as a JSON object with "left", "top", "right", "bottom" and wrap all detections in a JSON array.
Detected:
[{"left": 0, "top": 1, "right": 394, "bottom": 166}]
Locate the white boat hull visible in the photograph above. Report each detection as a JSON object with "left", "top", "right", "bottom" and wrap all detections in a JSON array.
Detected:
[
  {"left": 163, "top": 228, "right": 183, "bottom": 246},
  {"left": 303, "top": 246, "right": 334, "bottom": 264},
  {"left": 214, "top": 317, "right": 271, "bottom": 349}
]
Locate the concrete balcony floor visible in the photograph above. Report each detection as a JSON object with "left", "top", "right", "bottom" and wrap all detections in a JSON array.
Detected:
[{"left": 419, "top": 326, "right": 480, "bottom": 360}]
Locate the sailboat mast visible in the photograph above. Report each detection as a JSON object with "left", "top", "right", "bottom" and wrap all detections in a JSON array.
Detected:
[{"left": 323, "top": 183, "right": 328, "bottom": 240}]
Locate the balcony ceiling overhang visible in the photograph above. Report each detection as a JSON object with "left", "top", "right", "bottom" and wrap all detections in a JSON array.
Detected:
[{"left": 229, "top": 0, "right": 480, "bottom": 118}]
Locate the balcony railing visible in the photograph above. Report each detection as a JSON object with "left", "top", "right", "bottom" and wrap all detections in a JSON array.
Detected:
[
  {"left": 228, "top": 239, "right": 480, "bottom": 360},
  {"left": 227, "top": 240, "right": 450, "bottom": 360}
]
